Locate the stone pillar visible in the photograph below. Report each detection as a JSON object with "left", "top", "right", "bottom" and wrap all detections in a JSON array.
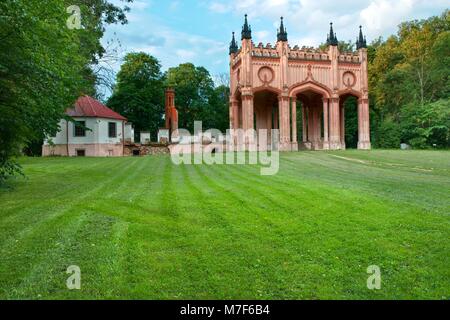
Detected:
[
  {"left": 322, "top": 98, "right": 329, "bottom": 150},
  {"left": 273, "top": 107, "right": 279, "bottom": 130},
  {"left": 358, "top": 100, "right": 363, "bottom": 147},
  {"left": 230, "top": 99, "right": 239, "bottom": 129},
  {"left": 358, "top": 98, "right": 371, "bottom": 150},
  {"left": 291, "top": 98, "right": 298, "bottom": 151},
  {"left": 307, "top": 106, "right": 314, "bottom": 142},
  {"left": 329, "top": 97, "right": 341, "bottom": 150},
  {"left": 309, "top": 105, "right": 321, "bottom": 147},
  {"left": 302, "top": 105, "right": 307, "bottom": 143},
  {"left": 340, "top": 104, "right": 346, "bottom": 149},
  {"left": 239, "top": 93, "right": 254, "bottom": 148},
  {"left": 278, "top": 95, "right": 291, "bottom": 150},
  {"left": 291, "top": 98, "right": 297, "bottom": 143},
  {"left": 264, "top": 103, "right": 272, "bottom": 144},
  {"left": 315, "top": 105, "right": 322, "bottom": 143},
  {"left": 241, "top": 93, "right": 254, "bottom": 131},
  {"left": 329, "top": 45, "right": 340, "bottom": 92}
]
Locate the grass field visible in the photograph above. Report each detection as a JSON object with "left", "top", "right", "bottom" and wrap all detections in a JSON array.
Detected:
[{"left": 0, "top": 150, "right": 449, "bottom": 300}]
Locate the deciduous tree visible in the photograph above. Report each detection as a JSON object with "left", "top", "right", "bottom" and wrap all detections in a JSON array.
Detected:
[{"left": 107, "top": 52, "right": 165, "bottom": 140}]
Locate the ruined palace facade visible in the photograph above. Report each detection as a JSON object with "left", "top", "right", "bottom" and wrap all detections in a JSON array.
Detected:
[{"left": 229, "top": 16, "right": 371, "bottom": 151}]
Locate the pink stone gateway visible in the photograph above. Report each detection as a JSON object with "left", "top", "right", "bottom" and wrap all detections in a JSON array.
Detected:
[{"left": 228, "top": 15, "right": 371, "bottom": 151}]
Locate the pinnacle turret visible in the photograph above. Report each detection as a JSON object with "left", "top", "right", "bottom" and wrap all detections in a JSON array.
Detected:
[
  {"left": 277, "top": 17, "right": 288, "bottom": 42},
  {"left": 241, "top": 14, "right": 252, "bottom": 40},
  {"left": 327, "top": 22, "right": 338, "bottom": 46},
  {"left": 356, "top": 26, "right": 367, "bottom": 49},
  {"left": 229, "top": 32, "right": 238, "bottom": 54}
]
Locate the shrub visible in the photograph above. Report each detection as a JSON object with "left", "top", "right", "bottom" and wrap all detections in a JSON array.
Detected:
[
  {"left": 0, "top": 159, "right": 22, "bottom": 185},
  {"left": 376, "top": 120, "right": 402, "bottom": 149},
  {"left": 400, "top": 99, "right": 450, "bottom": 149}
]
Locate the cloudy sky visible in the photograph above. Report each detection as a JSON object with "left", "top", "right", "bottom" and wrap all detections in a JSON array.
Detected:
[{"left": 104, "top": 0, "right": 448, "bottom": 79}]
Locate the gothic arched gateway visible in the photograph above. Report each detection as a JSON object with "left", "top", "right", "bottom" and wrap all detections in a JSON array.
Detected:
[{"left": 229, "top": 15, "right": 371, "bottom": 151}]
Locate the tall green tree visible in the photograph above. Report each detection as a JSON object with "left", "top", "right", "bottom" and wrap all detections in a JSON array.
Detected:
[
  {"left": 107, "top": 52, "right": 165, "bottom": 140},
  {"left": 165, "top": 63, "right": 218, "bottom": 132},
  {"left": 198, "top": 85, "right": 230, "bottom": 133},
  {"left": 0, "top": 0, "right": 132, "bottom": 182}
]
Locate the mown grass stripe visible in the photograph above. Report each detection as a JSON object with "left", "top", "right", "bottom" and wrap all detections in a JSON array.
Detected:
[{"left": 0, "top": 151, "right": 448, "bottom": 299}]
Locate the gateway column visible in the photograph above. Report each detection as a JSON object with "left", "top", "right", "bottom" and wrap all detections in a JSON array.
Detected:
[
  {"left": 358, "top": 98, "right": 371, "bottom": 150},
  {"left": 230, "top": 98, "right": 239, "bottom": 129},
  {"left": 322, "top": 98, "right": 329, "bottom": 150},
  {"left": 241, "top": 93, "right": 254, "bottom": 131},
  {"left": 329, "top": 97, "right": 341, "bottom": 150},
  {"left": 340, "top": 103, "right": 346, "bottom": 150},
  {"left": 291, "top": 98, "right": 298, "bottom": 151},
  {"left": 240, "top": 92, "right": 254, "bottom": 149},
  {"left": 278, "top": 94, "right": 291, "bottom": 151},
  {"left": 302, "top": 104, "right": 307, "bottom": 143}
]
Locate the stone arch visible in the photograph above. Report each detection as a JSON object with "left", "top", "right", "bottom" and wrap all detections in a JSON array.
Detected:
[
  {"left": 289, "top": 81, "right": 332, "bottom": 150},
  {"left": 289, "top": 81, "right": 332, "bottom": 99},
  {"left": 253, "top": 85, "right": 282, "bottom": 96},
  {"left": 337, "top": 88, "right": 362, "bottom": 99}
]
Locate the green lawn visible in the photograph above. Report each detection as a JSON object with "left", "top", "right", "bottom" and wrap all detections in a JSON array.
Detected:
[{"left": 0, "top": 150, "right": 449, "bottom": 300}]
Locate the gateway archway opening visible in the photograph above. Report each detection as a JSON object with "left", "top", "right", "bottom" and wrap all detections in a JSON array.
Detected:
[
  {"left": 296, "top": 90, "right": 326, "bottom": 150},
  {"left": 254, "top": 90, "right": 279, "bottom": 146}
]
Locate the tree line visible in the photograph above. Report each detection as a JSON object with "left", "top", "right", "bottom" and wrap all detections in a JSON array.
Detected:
[
  {"left": 368, "top": 10, "right": 449, "bottom": 149},
  {"left": 107, "top": 55, "right": 229, "bottom": 141}
]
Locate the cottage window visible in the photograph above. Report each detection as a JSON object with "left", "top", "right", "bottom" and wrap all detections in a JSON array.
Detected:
[
  {"left": 108, "top": 122, "right": 117, "bottom": 138},
  {"left": 74, "top": 121, "right": 86, "bottom": 137}
]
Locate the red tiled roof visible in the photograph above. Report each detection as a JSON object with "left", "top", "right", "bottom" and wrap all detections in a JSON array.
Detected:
[{"left": 66, "top": 95, "right": 127, "bottom": 121}]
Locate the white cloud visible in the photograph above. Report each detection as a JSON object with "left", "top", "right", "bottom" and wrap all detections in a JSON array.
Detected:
[{"left": 361, "top": 0, "right": 414, "bottom": 35}]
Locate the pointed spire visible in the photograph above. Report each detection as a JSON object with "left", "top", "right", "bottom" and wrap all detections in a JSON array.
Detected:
[
  {"left": 229, "top": 32, "right": 238, "bottom": 55},
  {"left": 358, "top": 26, "right": 364, "bottom": 43},
  {"left": 277, "top": 17, "right": 288, "bottom": 42},
  {"left": 356, "top": 25, "right": 367, "bottom": 49},
  {"left": 241, "top": 14, "right": 252, "bottom": 40},
  {"left": 327, "top": 22, "right": 338, "bottom": 46}
]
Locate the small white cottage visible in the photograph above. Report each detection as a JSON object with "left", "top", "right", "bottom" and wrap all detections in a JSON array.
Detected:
[{"left": 43, "top": 95, "right": 133, "bottom": 157}]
